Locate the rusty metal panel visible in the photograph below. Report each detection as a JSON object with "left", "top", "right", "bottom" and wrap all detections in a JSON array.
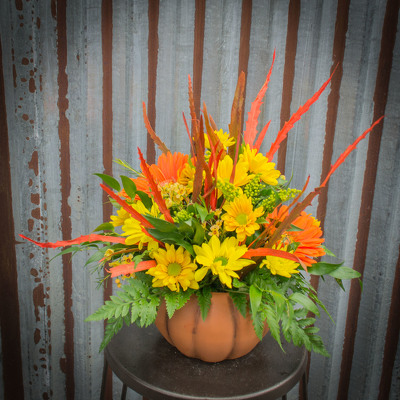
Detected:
[{"left": 1, "top": 0, "right": 399, "bottom": 399}]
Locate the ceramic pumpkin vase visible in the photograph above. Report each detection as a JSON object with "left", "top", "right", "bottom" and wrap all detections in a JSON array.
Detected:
[{"left": 155, "top": 292, "right": 269, "bottom": 363}]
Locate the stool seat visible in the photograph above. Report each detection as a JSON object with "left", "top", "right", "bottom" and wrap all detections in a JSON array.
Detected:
[{"left": 103, "top": 323, "right": 307, "bottom": 400}]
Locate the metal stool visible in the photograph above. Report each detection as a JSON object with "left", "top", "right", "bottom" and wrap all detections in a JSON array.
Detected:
[{"left": 101, "top": 323, "right": 308, "bottom": 400}]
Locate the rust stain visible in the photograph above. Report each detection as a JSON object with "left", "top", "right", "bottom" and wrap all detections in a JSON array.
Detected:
[
  {"left": 29, "top": 77, "right": 36, "bottom": 93},
  {"left": 22, "top": 114, "right": 29, "bottom": 120},
  {"left": 39, "top": 348, "right": 46, "bottom": 354},
  {"left": 28, "top": 219, "right": 34, "bottom": 231},
  {"left": 12, "top": 65, "right": 17, "bottom": 88},
  {"left": 51, "top": 0, "right": 56, "bottom": 19},
  {"left": 34, "top": 328, "right": 41, "bottom": 344},
  {"left": 29, "top": 178, "right": 33, "bottom": 186},
  {"left": 30, "top": 268, "right": 38, "bottom": 276},
  {"left": 36, "top": 17, "right": 41, "bottom": 28},
  {"left": 31, "top": 207, "right": 41, "bottom": 220},
  {"left": 33, "top": 283, "right": 45, "bottom": 322},
  {"left": 29, "top": 253, "right": 34, "bottom": 259},
  {"left": 31, "top": 193, "right": 40, "bottom": 205},
  {"left": 15, "top": 0, "right": 23, "bottom": 6},
  {"left": 28, "top": 150, "right": 38, "bottom": 176},
  {"left": 22, "top": 57, "right": 29, "bottom": 65}
]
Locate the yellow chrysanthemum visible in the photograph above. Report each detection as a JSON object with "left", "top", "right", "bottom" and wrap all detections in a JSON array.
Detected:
[
  {"left": 217, "top": 155, "right": 253, "bottom": 187},
  {"left": 146, "top": 244, "right": 199, "bottom": 292},
  {"left": 204, "top": 129, "right": 235, "bottom": 150},
  {"left": 121, "top": 201, "right": 161, "bottom": 249},
  {"left": 110, "top": 207, "right": 131, "bottom": 227},
  {"left": 193, "top": 236, "right": 254, "bottom": 288},
  {"left": 260, "top": 246, "right": 300, "bottom": 278},
  {"left": 240, "top": 144, "right": 280, "bottom": 185},
  {"left": 221, "top": 194, "right": 264, "bottom": 241}
]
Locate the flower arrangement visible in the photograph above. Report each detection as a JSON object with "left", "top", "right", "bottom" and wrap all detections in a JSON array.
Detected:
[{"left": 21, "top": 54, "right": 382, "bottom": 357}]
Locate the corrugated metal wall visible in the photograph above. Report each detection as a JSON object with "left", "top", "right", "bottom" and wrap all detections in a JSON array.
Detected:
[{"left": 1, "top": 0, "right": 399, "bottom": 399}]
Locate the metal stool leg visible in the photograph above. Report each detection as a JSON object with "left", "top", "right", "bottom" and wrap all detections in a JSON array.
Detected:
[
  {"left": 301, "top": 371, "right": 308, "bottom": 400},
  {"left": 100, "top": 358, "right": 108, "bottom": 400},
  {"left": 121, "top": 383, "right": 127, "bottom": 400}
]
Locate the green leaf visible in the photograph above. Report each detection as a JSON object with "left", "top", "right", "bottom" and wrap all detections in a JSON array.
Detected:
[
  {"left": 230, "top": 292, "right": 248, "bottom": 318},
  {"left": 84, "top": 249, "right": 108, "bottom": 267},
  {"left": 308, "top": 262, "right": 345, "bottom": 276},
  {"left": 192, "top": 219, "right": 205, "bottom": 245},
  {"left": 93, "top": 222, "right": 114, "bottom": 232},
  {"left": 328, "top": 266, "right": 361, "bottom": 280},
  {"left": 94, "top": 173, "right": 121, "bottom": 191},
  {"left": 289, "top": 293, "right": 319, "bottom": 316},
  {"left": 147, "top": 230, "right": 195, "bottom": 256},
  {"left": 196, "top": 287, "right": 212, "bottom": 321},
  {"left": 321, "top": 244, "right": 336, "bottom": 257},
  {"left": 50, "top": 246, "right": 82, "bottom": 261},
  {"left": 145, "top": 216, "right": 177, "bottom": 232},
  {"left": 120, "top": 175, "right": 137, "bottom": 199},
  {"left": 264, "top": 305, "right": 283, "bottom": 350},
  {"left": 249, "top": 284, "right": 262, "bottom": 316},
  {"left": 194, "top": 203, "right": 209, "bottom": 222},
  {"left": 137, "top": 191, "right": 153, "bottom": 209}
]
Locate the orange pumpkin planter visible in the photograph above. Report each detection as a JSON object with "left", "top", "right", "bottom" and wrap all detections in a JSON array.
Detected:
[{"left": 155, "top": 293, "right": 269, "bottom": 363}]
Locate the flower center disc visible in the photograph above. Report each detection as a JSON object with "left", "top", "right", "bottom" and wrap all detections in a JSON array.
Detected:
[
  {"left": 167, "top": 262, "right": 182, "bottom": 276},
  {"left": 236, "top": 213, "right": 248, "bottom": 225},
  {"left": 214, "top": 256, "right": 228, "bottom": 266}
]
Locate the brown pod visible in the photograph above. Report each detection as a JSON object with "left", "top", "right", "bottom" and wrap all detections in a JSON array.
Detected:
[{"left": 155, "top": 292, "right": 268, "bottom": 363}]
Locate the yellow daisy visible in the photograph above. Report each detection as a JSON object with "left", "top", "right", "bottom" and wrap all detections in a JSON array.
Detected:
[
  {"left": 147, "top": 244, "right": 199, "bottom": 292},
  {"left": 221, "top": 194, "right": 264, "bottom": 241},
  {"left": 193, "top": 236, "right": 254, "bottom": 288},
  {"left": 260, "top": 246, "right": 300, "bottom": 278},
  {"left": 217, "top": 155, "right": 253, "bottom": 187},
  {"left": 240, "top": 144, "right": 281, "bottom": 185},
  {"left": 121, "top": 201, "right": 161, "bottom": 249},
  {"left": 204, "top": 129, "right": 236, "bottom": 150},
  {"left": 110, "top": 207, "right": 131, "bottom": 227}
]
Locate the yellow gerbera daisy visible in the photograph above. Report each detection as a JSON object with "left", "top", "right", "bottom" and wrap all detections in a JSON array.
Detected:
[
  {"left": 217, "top": 155, "right": 253, "bottom": 187},
  {"left": 221, "top": 194, "right": 264, "bottom": 241},
  {"left": 193, "top": 236, "right": 254, "bottom": 288},
  {"left": 240, "top": 144, "right": 281, "bottom": 185},
  {"left": 260, "top": 246, "right": 300, "bottom": 278},
  {"left": 146, "top": 244, "right": 199, "bottom": 292},
  {"left": 121, "top": 201, "right": 162, "bottom": 249}
]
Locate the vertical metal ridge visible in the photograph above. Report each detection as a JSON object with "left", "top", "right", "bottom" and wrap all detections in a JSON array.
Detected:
[
  {"left": 147, "top": 0, "right": 159, "bottom": 164},
  {"left": 378, "top": 245, "right": 400, "bottom": 399},
  {"left": 101, "top": 1, "right": 113, "bottom": 398},
  {"left": 338, "top": 0, "right": 400, "bottom": 397},
  {"left": 0, "top": 35, "right": 25, "bottom": 400},
  {"left": 193, "top": 0, "right": 206, "bottom": 118},
  {"left": 56, "top": 0, "right": 74, "bottom": 397},
  {"left": 311, "top": 0, "right": 350, "bottom": 294},
  {"left": 238, "top": 0, "right": 252, "bottom": 133},
  {"left": 278, "top": 0, "right": 300, "bottom": 173}
]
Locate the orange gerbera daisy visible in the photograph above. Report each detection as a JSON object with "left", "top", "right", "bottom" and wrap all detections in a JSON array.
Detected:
[
  {"left": 266, "top": 205, "right": 325, "bottom": 266},
  {"left": 119, "top": 152, "right": 189, "bottom": 198}
]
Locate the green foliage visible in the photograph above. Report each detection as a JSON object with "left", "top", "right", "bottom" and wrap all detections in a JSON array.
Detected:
[
  {"left": 196, "top": 286, "right": 212, "bottom": 321},
  {"left": 94, "top": 173, "right": 121, "bottom": 191},
  {"left": 163, "top": 289, "right": 193, "bottom": 318},
  {"left": 85, "top": 274, "right": 160, "bottom": 350}
]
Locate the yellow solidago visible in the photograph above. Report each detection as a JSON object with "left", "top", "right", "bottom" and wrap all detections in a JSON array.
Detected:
[
  {"left": 222, "top": 194, "right": 264, "bottom": 241},
  {"left": 240, "top": 144, "right": 280, "bottom": 185},
  {"left": 147, "top": 244, "right": 199, "bottom": 292},
  {"left": 193, "top": 236, "right": 254, "bottom": 288}
]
